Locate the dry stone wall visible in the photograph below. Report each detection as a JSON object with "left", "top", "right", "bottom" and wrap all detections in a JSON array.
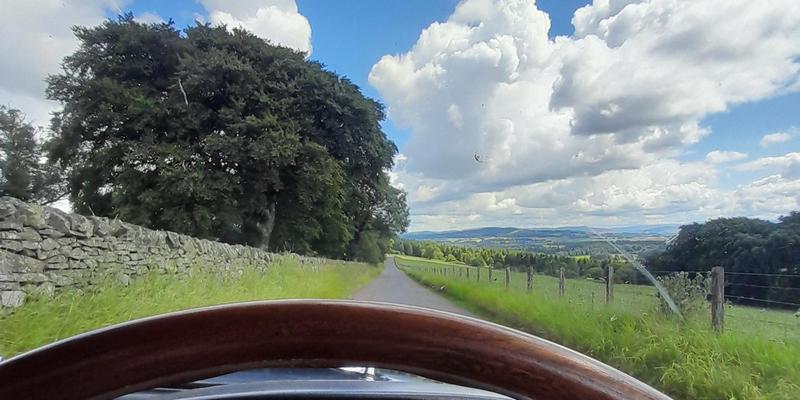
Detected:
[{"left": 0, "top": 197, "right": 344, "bottom": 308}]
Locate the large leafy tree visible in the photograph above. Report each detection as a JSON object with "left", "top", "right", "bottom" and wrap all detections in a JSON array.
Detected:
[
  {"left": 647, "top": 214, "right": 800, "bottom": 305},
  {"left": 0, "top": 106, "right": 65, "bottom": 204},
  {"left": 47, "top": 15, "right": 408, "bottom": 259}
]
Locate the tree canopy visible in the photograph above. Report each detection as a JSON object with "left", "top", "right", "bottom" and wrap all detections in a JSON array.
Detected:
[
  {"left": 647, "top": 213, "right": 800, "bottom": 306},
  {"left": 0, "top": 106, "right": 65, "bottom": 204},
  {"left": 46, "top": 15, "right": 408, "bottom": 262}
]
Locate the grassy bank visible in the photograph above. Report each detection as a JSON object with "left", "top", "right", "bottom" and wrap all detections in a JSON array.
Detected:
[
  {"left": 0, "top": 259, "right": 380, "bottom": 357},
  {"left": 396, "top": 255, "right": 800, "bottom": 400}
]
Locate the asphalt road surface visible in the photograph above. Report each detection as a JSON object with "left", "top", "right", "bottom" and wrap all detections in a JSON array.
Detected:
[{"left": 352, "top": 257, "right": 474, "bottom": 317}]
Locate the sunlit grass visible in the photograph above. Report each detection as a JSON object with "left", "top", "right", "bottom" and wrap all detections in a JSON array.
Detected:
[
  {"left": 0, "top": 259, "right": 380, "bottom": 357},
  {"left": 397, "top": 255, "right": 800, "bottom": 400}
]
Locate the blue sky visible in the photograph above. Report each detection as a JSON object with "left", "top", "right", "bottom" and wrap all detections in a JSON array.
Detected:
[{"left": 3, "top": 0, "right": 799, "bottom": 230}]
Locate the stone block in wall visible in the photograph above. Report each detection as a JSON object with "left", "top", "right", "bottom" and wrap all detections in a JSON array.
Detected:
[
  {"left": 45, "top": 261, "right": 71, "bottom": 270},
  {"left": 20, "top": 227, "right": 43, "bottom": 242},
  {"left": 40, "top": 238, "right": 58, "bottom": 252},
  {"left": 108, "top": 219, "right": 130, "bottom": 236},
  {"left": 166, "top": 232, "right": 181, "bottom": 249},
  {"left": 0, "top": 250, "right": 45, "bottom": 273},
  {"left": 0, "top": 221, "right": 23, "bottom": 231},
  {"left": 0, "top": 240, "right": 22, "bottom": 252},
  {"left": 57, "top": 237, "right": 77, "bottom": 246},
  {"left": 68, "top": 247, "right": 87, "bottom": 260},
  {"left": 20, "top": 203, "right": 46, "bottom": 229},
  {"left": 17, "top": 273, "right": 48, "bottom": 283},
  {"left": 0, "top": 199, "right": 16, "bottom": 219},
  {"left": 44, "top": 208, "right": 71, "bottom": 235},
  {"left": 92, "top": 218, "right": 112, "bottom": 237},
  {"left": 45, "top": 254, "right": 68, "bottom": 265},
  {"left": 1, "top": 291, "right": 25, "bottom": 308},
  {"left": 0, "top": 282, "right": 20, "bottom": 290},
  {"left": 35, "top": 248, "right": 57, "bottom": 260},
  {"left": 0, "top": 231, "right": 21, "bottom": 240},
  {"left": 78, "top": 238, "right": 109, "bottom": 249},
  {"left": 68, "top": 214, "right": 94, "bottom": 238},
  {"left": 39, "top": 228, "right": 65, "bottom": 238},
  {"left": 22, "top": 241, "right": 40, "bottom": 251}
]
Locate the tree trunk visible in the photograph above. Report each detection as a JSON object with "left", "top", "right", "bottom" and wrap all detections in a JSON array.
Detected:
[
  {"left": 256, "top": 201, "right": 277, "bottom": 251},
  {"left": 244, "top": 200, "right": 277, "bottom": 251}
]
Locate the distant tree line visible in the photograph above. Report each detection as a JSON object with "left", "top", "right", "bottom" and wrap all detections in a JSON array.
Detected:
[
  {"left": 1, "top": 15, "right": 409, "bottom": 263},
  {"left": 646, "top": 213, "right": 800, "bottom": 307},
  {"left": 392, "top": 239, "right": 643, "bottom": 284}
]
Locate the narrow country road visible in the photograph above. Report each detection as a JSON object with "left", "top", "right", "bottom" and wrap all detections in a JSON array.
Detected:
[{"left": 352, "top": 257, "right": 474, "bottom": 317}]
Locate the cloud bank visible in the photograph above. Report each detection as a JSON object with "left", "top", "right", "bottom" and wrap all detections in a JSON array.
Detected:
[{"left": 370, "top": 0, "right": 800, "bottom": 230}]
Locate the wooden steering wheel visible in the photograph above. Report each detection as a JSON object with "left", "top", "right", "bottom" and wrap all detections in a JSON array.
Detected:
[{"left": 0, "top": 300, "right": 671, "bottom": 400}]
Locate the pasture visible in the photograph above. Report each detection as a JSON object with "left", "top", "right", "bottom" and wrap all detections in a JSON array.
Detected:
[{"left": 396, "top": 255, "right": 800, "bottom": 400}]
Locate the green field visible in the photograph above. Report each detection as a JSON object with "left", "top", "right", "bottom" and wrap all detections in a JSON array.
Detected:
[
  {"left": 396, "top": 255, "right": 800, "bottom": 400},
  {"left": 0, "top": 259, "right": 380, "bottom": 357}
]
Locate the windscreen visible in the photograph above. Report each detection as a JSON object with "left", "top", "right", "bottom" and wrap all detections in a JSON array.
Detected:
[{"left": 1, "top": 1, "right": 798, "bottom": 399}]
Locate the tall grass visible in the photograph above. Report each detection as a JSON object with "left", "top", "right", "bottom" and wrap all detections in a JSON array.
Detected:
[
  {"left": 397, "top": 256, "right": 800, "bottom": 400},
  {"left": 0, "top": 259, "right": 380, "bottom": 357}
]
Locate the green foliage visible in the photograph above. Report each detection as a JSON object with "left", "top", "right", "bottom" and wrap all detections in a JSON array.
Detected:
[
  {"left": 395, "top": 239, "right": 624, "bottom": 280},
  {"left": 585, "top": 266, "right": 604, "bottom": 280},
  {"left": 0, "top": 259, "right": 380, "bottom": 357},
  {"left": 656, "top": 272, "right": 710, "bottom": 317},
  {"left": 0, "top": 106, "right": 65, "bottom": 204},
  {"left": 647, "top": 213, "right": 800, "bottom": 305},
  {"left": 46, "top": 15, "right": 408, "bottom": 259},
  {"left": 398, "top": 256, "right": 800, "bottom": 400}
]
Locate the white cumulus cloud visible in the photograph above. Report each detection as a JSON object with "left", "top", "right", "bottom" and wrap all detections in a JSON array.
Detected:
[
  {"left": 705, "top": 150, "right": 747, "bottom": 164},
  {"left": 760, "top": 130, "right": 794, "bottom": 147},
  {"left": 200, "top": 0, "right": 312, "bottom": 53},
  {"left": 370, "top": 0, "right": 800, "bottom": 230}
]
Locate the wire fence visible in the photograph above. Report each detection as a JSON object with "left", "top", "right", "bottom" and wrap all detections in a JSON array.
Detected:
[{"left": 395, "top": 257, "right": 800, "bottom": 342}]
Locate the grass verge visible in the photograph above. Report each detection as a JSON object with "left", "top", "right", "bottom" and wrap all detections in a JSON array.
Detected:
[
  {"left": 0, "top": 259, "right": 380, "bottom": 357},
  {"left": 396, "top": 255, "right": 800, "bottom": 400}
]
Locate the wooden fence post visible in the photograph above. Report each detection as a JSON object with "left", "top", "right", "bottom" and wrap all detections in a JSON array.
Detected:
[
  {"left": 558, "top": 267, "right": 565, "bottom": 297},
  {"left": 488, "top": 268, "right": 493, "bottom": 283},
  {"left": 526, "top": 265, "right": 533, "bottom": 291},
  {"left": 466, "top": 267, "right": 470, "bottom": 280},
  {"left": 504, "top": 267, "right": 510, "bottom": 289},
  {"left": 711, "top": 266, "right": 725, "bottom": 332},
  {"left": 477, "top": 267, "right": 480, "bottom": 282},
  {"left": 606, "top": 266, "right": 614, "bottom": 304}
]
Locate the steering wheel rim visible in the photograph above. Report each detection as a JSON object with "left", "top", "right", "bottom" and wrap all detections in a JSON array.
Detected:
[{"left": 0, "top": 300, "right": 670, "bottom": 400}]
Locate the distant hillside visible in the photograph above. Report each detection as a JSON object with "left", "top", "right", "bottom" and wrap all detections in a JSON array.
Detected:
[
  {"left": 402, "top": 224, "right": 679, "bottom": 241},
  {"left": 400, "top": 224, "right": 679, "bottom": 256}
]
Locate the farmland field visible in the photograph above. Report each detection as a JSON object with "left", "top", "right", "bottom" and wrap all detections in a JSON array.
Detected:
[{"left": 395, "top": 255, "right": 800, "bottom": 400}]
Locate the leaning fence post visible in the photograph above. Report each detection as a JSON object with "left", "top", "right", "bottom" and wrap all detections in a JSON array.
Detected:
[
  {"left": 526, "top": 265, "right": 533, "bottom": 291},
  {"left": 558, "top": 267, "right": 565, "bottom": 297},
  {"left": 606, "top": 266, "right": 614, "bottom": 304},
  {"left": 711, "top": 266, "right": 725, "bottom": 332},
  {"left": 504, "top": 267, "right": 510, "bottom": 289}
]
